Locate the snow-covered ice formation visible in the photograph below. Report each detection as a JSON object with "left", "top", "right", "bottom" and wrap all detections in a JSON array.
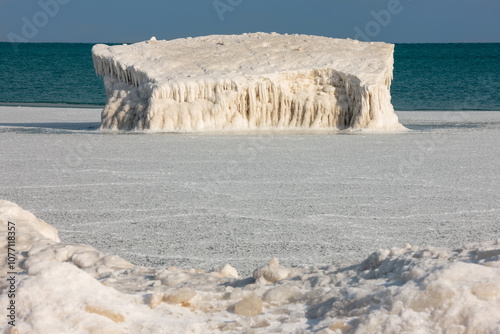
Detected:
[
  {"left": 2, "top": 200, "right": 500, "bottom": 333},
  {"left": 92, "top": 33, "right": 403, "bottom": 131}
]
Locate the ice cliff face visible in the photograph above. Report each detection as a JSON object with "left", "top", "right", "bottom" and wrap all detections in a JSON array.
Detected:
[{"left": 92, "top": 33, "right": 403, "bottom": 131}]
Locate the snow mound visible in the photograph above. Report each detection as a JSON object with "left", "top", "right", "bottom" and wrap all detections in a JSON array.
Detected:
[
  {"left": 92, "top": 33, "right": 403, "bottom": 131},
  {"left": 2, "top": 200, "right": 499, "bottom": 333}
]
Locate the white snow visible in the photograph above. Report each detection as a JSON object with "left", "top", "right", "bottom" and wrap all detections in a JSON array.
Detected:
[
  {"left": 92, "top": 33, "right": 403, "bottom": 131},
  {"left": 1, "top": 200, "right": 500, "bottom": 333}
]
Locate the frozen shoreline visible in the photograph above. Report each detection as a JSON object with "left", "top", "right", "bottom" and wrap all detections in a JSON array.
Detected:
[
  {"left": 1, "top": 200, "right": 499, "bottom": 333},
  {"left": 0, "top": 106, "right": 499, "bottom": 274}
]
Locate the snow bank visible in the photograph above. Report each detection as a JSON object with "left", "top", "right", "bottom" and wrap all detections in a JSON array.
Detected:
[
  {"left": 1, "top": 200, "right": 499, "bottom": 333},
  {"left": 92, "top": 33, "right": 403, "bottom": 131}
]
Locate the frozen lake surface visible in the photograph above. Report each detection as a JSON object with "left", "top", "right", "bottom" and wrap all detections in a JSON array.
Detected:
[{"left": 1, "top": 106, "right": 499, "bottom": 275}]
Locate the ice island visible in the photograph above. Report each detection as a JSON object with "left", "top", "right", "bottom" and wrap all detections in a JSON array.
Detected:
[{"left": 92, "top": 33, "right": 403, "bottom": 131}]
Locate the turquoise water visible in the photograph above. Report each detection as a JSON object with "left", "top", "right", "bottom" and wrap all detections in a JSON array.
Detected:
[
  {"left": 392, "top": 43, "right": 500, "bottom": 110},
  {"left": 0, "top": 43, "right": 105, "bottom": 105},
  {"left": 1, "top": 42, "right": 499, "bottom": 110}
]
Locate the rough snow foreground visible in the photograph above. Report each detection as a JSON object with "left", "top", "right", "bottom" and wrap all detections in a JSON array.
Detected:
[
  {"left": 92, "top": 33, "right": 403, "bottom": 131},
  {"left": 1, "top": 201, "right": 500, "bottom": 333}
]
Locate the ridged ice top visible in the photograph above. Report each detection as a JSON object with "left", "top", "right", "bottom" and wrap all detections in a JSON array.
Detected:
[{"left": 92, "top": 32, "right": 394, "bottom": 86}]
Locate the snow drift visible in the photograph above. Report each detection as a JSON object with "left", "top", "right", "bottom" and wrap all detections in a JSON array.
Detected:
[
  {"left": 92, "top": 33, "right": 403, "bottom": 131},
  {"left": 1, "top": 200, "right": 499, "bottom": 333}
]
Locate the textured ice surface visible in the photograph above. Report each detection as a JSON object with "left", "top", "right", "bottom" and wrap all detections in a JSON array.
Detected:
[
  {"left": 1, "top": 201, "right": 499, "bottom": 333},
  {"left": 1, "top": 107, "right": 500, "bottom": 278},
  {"left": 92, "top": 33, "right": 402, "bottom": 131}
]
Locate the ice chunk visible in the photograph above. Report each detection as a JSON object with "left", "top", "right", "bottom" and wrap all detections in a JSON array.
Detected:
[
  {"left": 233, "top": 296, "right": 263, "bottom": 316},
  {"left": 471, "top": 282, "right": 500, "bottom": 301},
  {"left": 96, "top": 254, "right": 134, "bottom": 270},
  {"left": 0, "top": 200, "right": 60, "bottom": 252},
  {"left": 410, "top": 281, "right": 456, "bottom": 312},
  {"left": 263, "top": 285, "right": 303, "bottom": 304},
  {"left": 211, "top": 263, "right": 239, "bottom": 278},
  {"left": 71, "top": 251, "right": 104, "bottom": 269},
  {"left": 164, "top": 287, "right": 196, "bottom": 306},
  {"left": 84, "top": 305, "right": 125, "bottom": 323},
  {"left": 92, "top": 33, "right": 403, "bottom": 131},
  {"left": 253, "top": 258, "right": 295, "bottom": 284},
  {"left": 149, "top": 287, "right": 163, "bottom": 309}
]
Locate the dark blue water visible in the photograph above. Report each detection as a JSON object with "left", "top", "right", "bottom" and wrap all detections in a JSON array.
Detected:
[
  {"left": 0, "top": 43, "right": 105, "bottom": 105},
  {"left": 1, "top": 42, "right": 499, "bottom": 110},
  {"left": 392, "top": 43, "right": 500, "bottom": 110}
]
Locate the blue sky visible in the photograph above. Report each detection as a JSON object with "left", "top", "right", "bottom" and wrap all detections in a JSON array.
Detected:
[{"left": 1, "top": 0, "right": 499, "bottom": 43}]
